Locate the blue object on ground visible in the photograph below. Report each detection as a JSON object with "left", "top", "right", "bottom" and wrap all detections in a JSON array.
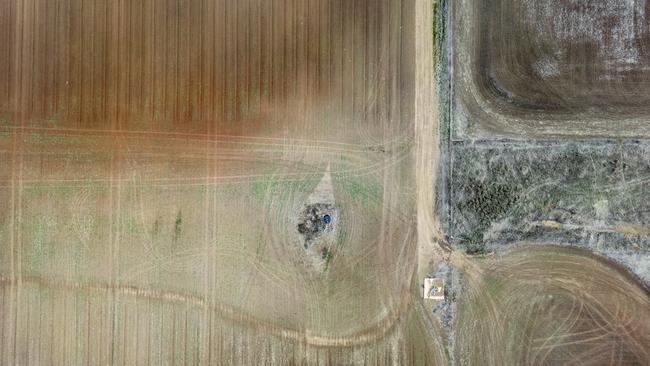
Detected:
[{"left": 323, "top": 214, "right": 331, "bottom": 224}]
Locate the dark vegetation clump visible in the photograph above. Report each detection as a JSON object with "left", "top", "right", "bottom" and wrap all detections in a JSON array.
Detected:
[
  {"left": 459, "top": 230, "right": 487, "bottom": 255},
  {"left": 463, "top": 179, "right": 517, "bottom": 222},
  {"left": 297, "top": 203, "right": 334, "bottom": 244},
  {"left": 449, "top": 142, "right": 650, "bottom": 255},
  {"left": 321, "top": 247, "right": 334, "bottom": 269},
  {"left": 173, "top": 210, "right": 182, "bottom": 243},
  {"left": 457, "top": 176, "right": 519, "bottom": 254}
]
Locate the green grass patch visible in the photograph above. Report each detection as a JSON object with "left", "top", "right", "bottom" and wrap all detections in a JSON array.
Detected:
[
  {"left": 335, "top": 229, "right": 348, "bottom": 249},
  {"left": 322, "top": 247, "right": 334, "bottom": 270},
  {"left": 122, "top": 215, "right": 144, "bottom": 235},
  {"left": 22, "top": 133, "right": 99, "bottom": 145},
  {"left": 322, "top": 230, "right": 349, "bottom": 272},
  {"left": 25, "top": 214, "right": 56, "bottom": 271},
  {"left": 251, "top": 170, "right": 286, "bottom": 200},
  {"left": 484, "top": 275, "right": 503, "bottom": 297},
  {"left": 251, "top": 171, "right": 319, "bottom": 202},
  {"left": 25, "top": 181, "right": 74, "bottom": 197},
  {"left": 338, "top": 175, "right": 382, "bottom": 206},
  {"left": 460, "top": 230, "right": 488, "bottom": 255},
  {"left": 432, "top": 0, "right": 438, "bottom": 49},
  {"left": 45, "top": 114, "right": 60, "bottom": 128}
]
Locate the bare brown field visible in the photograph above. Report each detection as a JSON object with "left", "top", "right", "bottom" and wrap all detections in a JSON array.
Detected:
[
  {"left": 0, "top": 0, "right": 450, "bottom": 365},
  {"left": 453, "top": 245, "right": 650, "bottom": 365},
  {"left": 453, "top": 0, "right": 650, "bottom": 138},
  {"left": 0, "top": 0, "right": 413, "bottom": 140}
]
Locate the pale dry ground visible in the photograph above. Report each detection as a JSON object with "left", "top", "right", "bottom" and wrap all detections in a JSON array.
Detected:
[
  {"left": 0, "top": 0, "right": 449, "bottom": 365},
  {"left": 413, "top": 0, "right": 449, "bottom": 363},
  {"left": 452, "top": 245, "right": 650, "bottom": 366}
]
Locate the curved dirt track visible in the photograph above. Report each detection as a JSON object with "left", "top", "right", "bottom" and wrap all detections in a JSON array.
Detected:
[
  {"left": 0, "top": 274, "right": 416, "bottom": 348},
  {"left": 454, "top": 245, "right": 650, "bottom": 366}
]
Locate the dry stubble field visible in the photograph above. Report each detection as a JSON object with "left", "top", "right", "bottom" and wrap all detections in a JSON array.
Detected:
[{"left": 0, "top": 0, "right": 445, "bottom": 364}]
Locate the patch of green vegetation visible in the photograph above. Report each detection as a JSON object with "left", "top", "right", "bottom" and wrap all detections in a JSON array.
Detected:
[
  {"left": 451, "top": 143, "right": 650, "bottom": 253},
  {"left": 150, "top": 216, "right": 162, "bottom": 239},
  {"left": 460, "top": 230, "right": 487, "bottom": 255},
  {"left": 335, "top": 229, "right": 348, "bottom": 249},
  {"left": 250, "top": 171, "right": 319, "bottom": 203},
  {"left": 174, "top": 210, "right": 182, "bottom": 243},
  {"left": 484, "top": 275, "right": 502, "bottom": 297},
  {"left": 69, "top": 239, "right": 88, "bottom": 277},
  {"left": 251, "top": 170, "right": 282, "bottom": 200},
  {"left": 432, "top": 0, "right": 439, "bottom": 50},
  {"left": 122, "top": 215, "right": 144, "bottom": 235},
  {"left": 35, "top": 287, "right": 51, "bottom": 302},
  {"left": 505, "top": 317, "right": 522, "bottom": 354},
  {"left": 25, "top": 214, "right": 55, "bottom": 271},
  {"left": 434, "top": 0, "right": 451, "bottom": 146},
  {"left": 321, "top": 230, "right": 350, "bottom": 271},
  {"left": 457, "top": 171, "right": 519, "bottom": 253},
  {"left": 322, "top": 247, "right": 334, "bottom": 270},
  {"left": 46, "top": 114, "right": 60, "bottom": 128},
  {"left": 21, "top": 133, "right": 99, "bottom": 145},
  {"left": 338, "top": 175, "right": 382, "bottom": 206},
  {"left": 462, "top": 179, "right": 518, "bottom": 225},
  {"left": 25, "top": 181, "right": 74, "bottom": 197},
  {"left": 434, "top": 0, "right": 448, "bottom": 64},
  {"left": 22, "top": 133, "right": 48, "bottom": 144}
]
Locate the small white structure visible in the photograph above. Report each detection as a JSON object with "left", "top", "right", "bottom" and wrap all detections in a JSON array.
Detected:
[{"left": 423, "top": 278, "right": 445, "bottom": 300}]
